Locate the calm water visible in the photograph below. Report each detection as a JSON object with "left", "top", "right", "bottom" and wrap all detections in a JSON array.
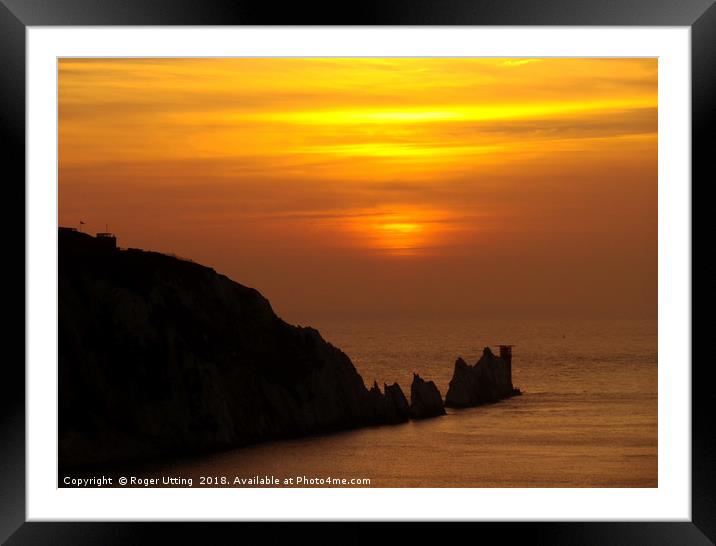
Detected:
[{"left": 152, "top": 317, "right": 657, "bottom": 487}]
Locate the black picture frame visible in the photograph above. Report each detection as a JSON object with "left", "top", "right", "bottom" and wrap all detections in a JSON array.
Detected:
[{"left": 2, "top": 1, "right": 712, "bottom": 544}]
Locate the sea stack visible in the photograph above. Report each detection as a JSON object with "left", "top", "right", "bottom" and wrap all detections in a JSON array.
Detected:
[
  {"left": 410, "top": 373, "right": 446, "bottom": 419},
  {"left": 444, "top": 347, "right": 521, "bottom": 408},
  {"left": 383, "top": 383, "right": 411, "bottom": 424},
  {"left": 365, "top": 381, "right": 411, "bottom": 424}
]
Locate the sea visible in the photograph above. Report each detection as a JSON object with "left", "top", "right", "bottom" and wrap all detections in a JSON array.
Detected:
[{"left": 150, "top": 316, "right": 657, "bottom": 488}]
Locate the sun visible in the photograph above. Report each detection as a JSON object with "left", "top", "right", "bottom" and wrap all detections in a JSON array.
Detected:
[
  {"left": 336, "top": 207, "right": 450, "bottom": 256},
  {"left": 375, "top": 222, "right": 425, "bottom": 254}
]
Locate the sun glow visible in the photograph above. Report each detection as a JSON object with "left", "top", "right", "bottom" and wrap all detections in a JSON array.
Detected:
[
  {"left": 249, "top": 97, "right": 656, "bottom": 126},
  {"left": 327, "top": 206, "right": 466, "bottom": 257},
  {"left": 375, "top": 221, "right": 425, "bottom": 254},
  {"left": 380, "top": 223, "right": 422, "bottom": 234}
]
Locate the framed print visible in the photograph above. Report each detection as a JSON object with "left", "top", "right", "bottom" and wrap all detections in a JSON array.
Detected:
[{"left": 3, "top": 0, "right": 713, "bottom": 544}]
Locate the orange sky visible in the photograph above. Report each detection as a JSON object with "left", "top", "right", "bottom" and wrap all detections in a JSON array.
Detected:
[{"left": 58, "top": 58, "right": 657, "bottom": 322}]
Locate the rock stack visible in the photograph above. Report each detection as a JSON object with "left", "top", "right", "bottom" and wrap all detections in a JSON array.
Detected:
[
  {"left": 444, "top": 347, "right": 521, "bottom": 408},
  {"left": 409, "top": 373, "right": 445, "bottom": 419},
  {"left": 383, "top": 382, "right": 411, "bottom": 423}
]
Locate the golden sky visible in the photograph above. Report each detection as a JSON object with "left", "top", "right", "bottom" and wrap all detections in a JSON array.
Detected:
[{"left": 59, "top": 58, "right": 657, "bottom": 321}]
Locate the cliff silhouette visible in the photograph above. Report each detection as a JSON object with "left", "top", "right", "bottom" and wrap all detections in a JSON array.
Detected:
[
  {"left": 60, "top": 229, "right": 416, "bottom": 466},
  {"left": 59, "top": 229, "right": 517, "bottom": 467}
]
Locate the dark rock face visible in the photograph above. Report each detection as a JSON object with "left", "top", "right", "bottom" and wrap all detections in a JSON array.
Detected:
[
  {"left": 58, "top": 230, "right": 410, "bottom": 466},
  {"left": 363, "top": 381, "right": 411, "bottom": 424},
  {"left": 410, "top": 374, "right": 445, "bottom": 419},
  {"left": 383, "top": 382, "right": 411, "bottom": 424},
  {"left": 444, "top": 347, "right": 521, "bottom": 408}
]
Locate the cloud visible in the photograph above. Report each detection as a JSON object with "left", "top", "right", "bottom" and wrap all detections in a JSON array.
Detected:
[{"left": 501, "top": 59, "right": 542, "bottom": 67}]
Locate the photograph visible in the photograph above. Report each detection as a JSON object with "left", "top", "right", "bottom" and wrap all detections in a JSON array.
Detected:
[{"left": 57, "top": 57, "right": 658, "bottom": 489}]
